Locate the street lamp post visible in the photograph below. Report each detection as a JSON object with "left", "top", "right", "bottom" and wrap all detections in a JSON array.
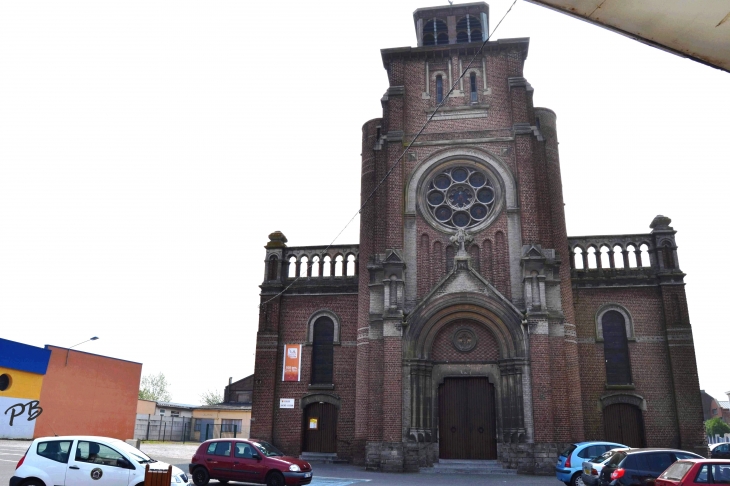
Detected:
[{"left": 64, "top": 336, "right": 99, "bottom": 366}]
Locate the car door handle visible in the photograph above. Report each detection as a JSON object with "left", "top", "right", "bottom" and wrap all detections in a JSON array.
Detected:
[
  {"left": 206, "top": 459, "right": 212, "bottom": 462},
  {"left": 69, "top": 466, "right": 80, "bottom": 470}
]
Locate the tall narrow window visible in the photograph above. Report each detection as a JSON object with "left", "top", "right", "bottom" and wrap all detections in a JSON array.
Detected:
[
  {"left": 436, "top": 75, "right": 443, "bottom": 103},
  {"left": 311, "top": 317, "right": 334, "bottom": 385},
  {"left": 267, "top": 255, "right": 278, "bottom": 281},
  {"left": 470, "top": 72, "right": 477, "bottom": 103},
  {"left": 603, "top": 310, "right": 632, "bottom": 385}
]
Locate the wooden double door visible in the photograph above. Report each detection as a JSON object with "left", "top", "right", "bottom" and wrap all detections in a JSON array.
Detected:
[
  {"left": 604, "top": 403, "right": 646, "bottom": 448},
  {"left": 438, "top": 377, "right": 497, "bottom": 459},
  {"left": 302, "top": 402, "right": 337, "bottom": 453}
]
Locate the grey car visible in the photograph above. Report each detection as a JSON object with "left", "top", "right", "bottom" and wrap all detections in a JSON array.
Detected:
[{"left": 581, "top": 448, "right": 629, "bottom": 486}]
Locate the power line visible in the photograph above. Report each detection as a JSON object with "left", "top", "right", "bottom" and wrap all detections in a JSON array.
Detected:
[{"left": 260, "top": 0, "right": 519, "bottom": 308}]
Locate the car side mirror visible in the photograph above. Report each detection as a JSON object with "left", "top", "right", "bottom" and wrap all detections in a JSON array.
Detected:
[
  {"left": 252, "top": 453, "right": 261, "bottom": 460},
  {"left": 118, "top": 459, "right": 134, "bottom": 469}
]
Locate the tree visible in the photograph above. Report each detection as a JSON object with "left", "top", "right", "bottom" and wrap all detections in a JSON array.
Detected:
[
  {"left": 200, "top": 389, "right": 222, "bottom": 405},
  {"left": 138, "top": 372, "right": 172, "bottom": 402},
  {"left": 705, "top": 417, "right": 730, "bottom": 437}
]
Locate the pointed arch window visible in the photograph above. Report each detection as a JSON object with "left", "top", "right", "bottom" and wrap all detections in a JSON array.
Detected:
[
  {"left": 603, "top": 310, "right": 632, "bottom": 385},
  {"left": 311, "top": 317, "right": 334, "bottom": 385}
]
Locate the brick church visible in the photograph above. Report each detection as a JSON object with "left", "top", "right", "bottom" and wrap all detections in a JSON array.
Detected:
[{"left": 251, "top": 1, "right": 705, "bottom": 473}]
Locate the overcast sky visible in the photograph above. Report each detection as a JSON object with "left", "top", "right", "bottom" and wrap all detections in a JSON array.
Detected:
[{"left": 1, "top": 0, "right": 728, "bottom": 406}]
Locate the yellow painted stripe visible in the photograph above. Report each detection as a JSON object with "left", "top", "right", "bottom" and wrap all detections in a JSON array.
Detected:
[{"left": 0, "top": 366, "right": 44, "bottom": 400}]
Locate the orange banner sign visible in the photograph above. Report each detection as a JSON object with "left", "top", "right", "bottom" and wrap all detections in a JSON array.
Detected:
[{"left": 282, "top": 344, "right": 302, "bottom": 382}]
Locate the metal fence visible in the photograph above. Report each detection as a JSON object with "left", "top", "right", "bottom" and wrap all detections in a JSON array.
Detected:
[
  {"left": 193, "top": 423, "right": 251, "bottom": 443},
  {"left": 135, "top": 415, "right": 192, "bottom": 442}
]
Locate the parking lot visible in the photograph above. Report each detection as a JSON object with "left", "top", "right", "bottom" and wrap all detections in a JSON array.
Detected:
[{"left": 0, "top": 440, "right": 563, "bottom": 485}]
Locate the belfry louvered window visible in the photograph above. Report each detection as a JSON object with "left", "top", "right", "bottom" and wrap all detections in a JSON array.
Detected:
[
  {"left": 603, "top": 310, "right": 632, "bottom": 385},
  {"left": 311, "top": 317, "right": 334, "bottom": 385}
]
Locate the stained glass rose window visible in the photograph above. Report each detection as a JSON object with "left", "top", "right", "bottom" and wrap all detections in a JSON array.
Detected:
[{"left": 423, "top": 165, "right": 497, "bottom": 230}]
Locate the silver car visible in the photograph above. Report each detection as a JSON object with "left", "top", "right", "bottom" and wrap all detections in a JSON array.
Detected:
[{"left": 581, "top": 448, "right": 630, "bottom": 486}]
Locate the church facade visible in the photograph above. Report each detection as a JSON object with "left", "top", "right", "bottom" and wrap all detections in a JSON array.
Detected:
[{"left": 251, "top": 2, "right": 705, "bottom": 473}]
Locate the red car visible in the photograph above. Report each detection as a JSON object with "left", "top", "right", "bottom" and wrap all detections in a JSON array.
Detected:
[
  {"left": 189, "top": 438, "right": 312, "bottom": 486},
  {"left": 656, "top": 459, "right": 730, "bottom": 485}
]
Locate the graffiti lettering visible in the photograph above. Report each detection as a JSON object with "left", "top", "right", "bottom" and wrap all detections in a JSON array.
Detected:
[{"left": 4, "top": 400, "right": 43, "bottom": 426}]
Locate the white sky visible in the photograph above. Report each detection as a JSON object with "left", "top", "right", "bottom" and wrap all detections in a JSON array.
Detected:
[{"left": 1, "top": 1, "right": 728, "bottom": 406}]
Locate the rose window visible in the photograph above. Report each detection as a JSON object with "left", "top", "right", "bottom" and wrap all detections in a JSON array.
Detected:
[{"left": 425, "top": 166, "right": 496, "bottom": 230}]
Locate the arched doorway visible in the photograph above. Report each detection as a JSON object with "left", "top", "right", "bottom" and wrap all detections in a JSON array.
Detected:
[
  {"left": 302, "top": 402, "right": 337, "bottom": 453},
  {"left": 438, "top": 377, "right": 497, "bottom": 459},
  {"left": 603, "top": 403, "right": 646, "bottom": 447}
]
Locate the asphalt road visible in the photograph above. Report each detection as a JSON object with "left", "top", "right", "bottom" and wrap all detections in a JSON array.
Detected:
[{"left": 0, "top": 440, "right": 563, "bottom": 485}]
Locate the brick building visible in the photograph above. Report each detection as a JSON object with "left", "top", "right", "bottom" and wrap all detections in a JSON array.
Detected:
[{"left": 251, "top": 1, "right": 705, "bottom": 473}]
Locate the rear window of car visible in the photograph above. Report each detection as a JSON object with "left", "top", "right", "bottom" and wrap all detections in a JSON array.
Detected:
[
  {"left": 561, "top": 444, "right": 577, "bottom": 458},
  {"left": 37, "top": 440, "right": 72, "bottom": 464},
  {"left": 659, "top": 461, "right": 693, "bottom": 481},
  {"left": 606, "top": 451, "right": 627, "bottom": 467},
  {"left": 206, "top": 442, "right": 231, "bottom": 456}
]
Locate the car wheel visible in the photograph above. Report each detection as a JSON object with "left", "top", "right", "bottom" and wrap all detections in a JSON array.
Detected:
[
  {"left": 266, "top": 471, "right": 285, "bottom": 486},
  {"left": 192, "top": 467, "right": 210, "bottom": 486},
  {"left": 570, "top": 471, "right": 584, "bottom": 486},
  {"left": 22, "top": 480, "right": 45, "bottom": 486}
]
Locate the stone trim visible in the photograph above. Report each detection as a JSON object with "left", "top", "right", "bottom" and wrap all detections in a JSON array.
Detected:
[
  {"left": 305, "top": 309, "right": 342, "bottom": 345},
  {"left": 598, "top": 391, "right": 647, "bottom": 412},
  {"left": 595, "top": 303, "right": 635, "bottom": 340},
  {"left": 300, "top": 392, "right": 341, "bottom": 410}
]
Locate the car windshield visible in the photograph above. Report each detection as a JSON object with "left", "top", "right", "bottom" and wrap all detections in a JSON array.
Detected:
[
  {"left": 252, "top": 441, "right": 284, "bottom": 457},
  {"left": 113, "top": 441, "right": 156, "bottom": 464},
  {"left": 590, "top": 449, "right": 618, "bottom": 463}
]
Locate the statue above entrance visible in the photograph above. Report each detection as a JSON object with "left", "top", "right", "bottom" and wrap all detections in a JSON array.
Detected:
[{"left": 449, "top": 228, "right": 473, "bottom": 257}]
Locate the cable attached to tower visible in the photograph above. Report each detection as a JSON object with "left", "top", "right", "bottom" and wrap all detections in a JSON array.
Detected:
[{"left": 260, "top": 0, "right": 519, "bottom": 308}]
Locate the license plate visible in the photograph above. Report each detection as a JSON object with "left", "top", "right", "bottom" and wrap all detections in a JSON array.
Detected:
[
  {"left": 305, "top": 473, "right": 311, "bottom": 478},
  {"left": 584, "top": 466, "right": 591, "bottom": 474}
]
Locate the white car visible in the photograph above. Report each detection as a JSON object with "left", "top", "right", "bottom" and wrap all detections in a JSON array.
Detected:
[{"left": 10, "top": 435, "right": 191, "bottom": 486}]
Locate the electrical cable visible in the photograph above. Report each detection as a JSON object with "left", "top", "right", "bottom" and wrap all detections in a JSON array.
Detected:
[{"left": 260, "top": 0, "right": 519, "bottom": 308}]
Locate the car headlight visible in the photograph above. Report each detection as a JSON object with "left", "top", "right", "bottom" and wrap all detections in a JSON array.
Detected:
[
  {"left": 174, "top": 475, "right": 182, "bottom": 483},
  {"left": 289, "top": 464, "right": 301, "bottom": 472}
]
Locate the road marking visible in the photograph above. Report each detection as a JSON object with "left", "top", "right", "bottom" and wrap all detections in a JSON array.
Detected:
[
  {"left": 0, "top": 453, "right": 23, "bottom": 456},
  {"left": 0, "top": 458, "right": 19, "bottom": 462},
  {"left": 310, "top": 477, "right": 371, "bottom": 486}
]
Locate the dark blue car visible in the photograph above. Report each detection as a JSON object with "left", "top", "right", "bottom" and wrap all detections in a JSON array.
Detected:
[{"left": 556, "top": 441, "right": 628, "bottom": 486}]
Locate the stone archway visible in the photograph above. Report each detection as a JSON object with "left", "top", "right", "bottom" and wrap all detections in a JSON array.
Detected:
[{"left": 403, "top": 294, "right": 531, "bottom": 458}]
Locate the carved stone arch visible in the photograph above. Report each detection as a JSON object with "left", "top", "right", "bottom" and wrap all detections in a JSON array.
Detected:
[
  {"left": 596, "top": 303, "right": 635, "bottom": 341},
  {"left": 405, "top": 293, "right": 525, "bottom": 360},
  {"left": 598, "top": 392, "right": 647, "bottom": 412},
  {"left": 305, "top": 310, "right": 341, "bottom": 345},
  {"left": 300, "top": 392, "right": 341, "bottom": 410}
]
